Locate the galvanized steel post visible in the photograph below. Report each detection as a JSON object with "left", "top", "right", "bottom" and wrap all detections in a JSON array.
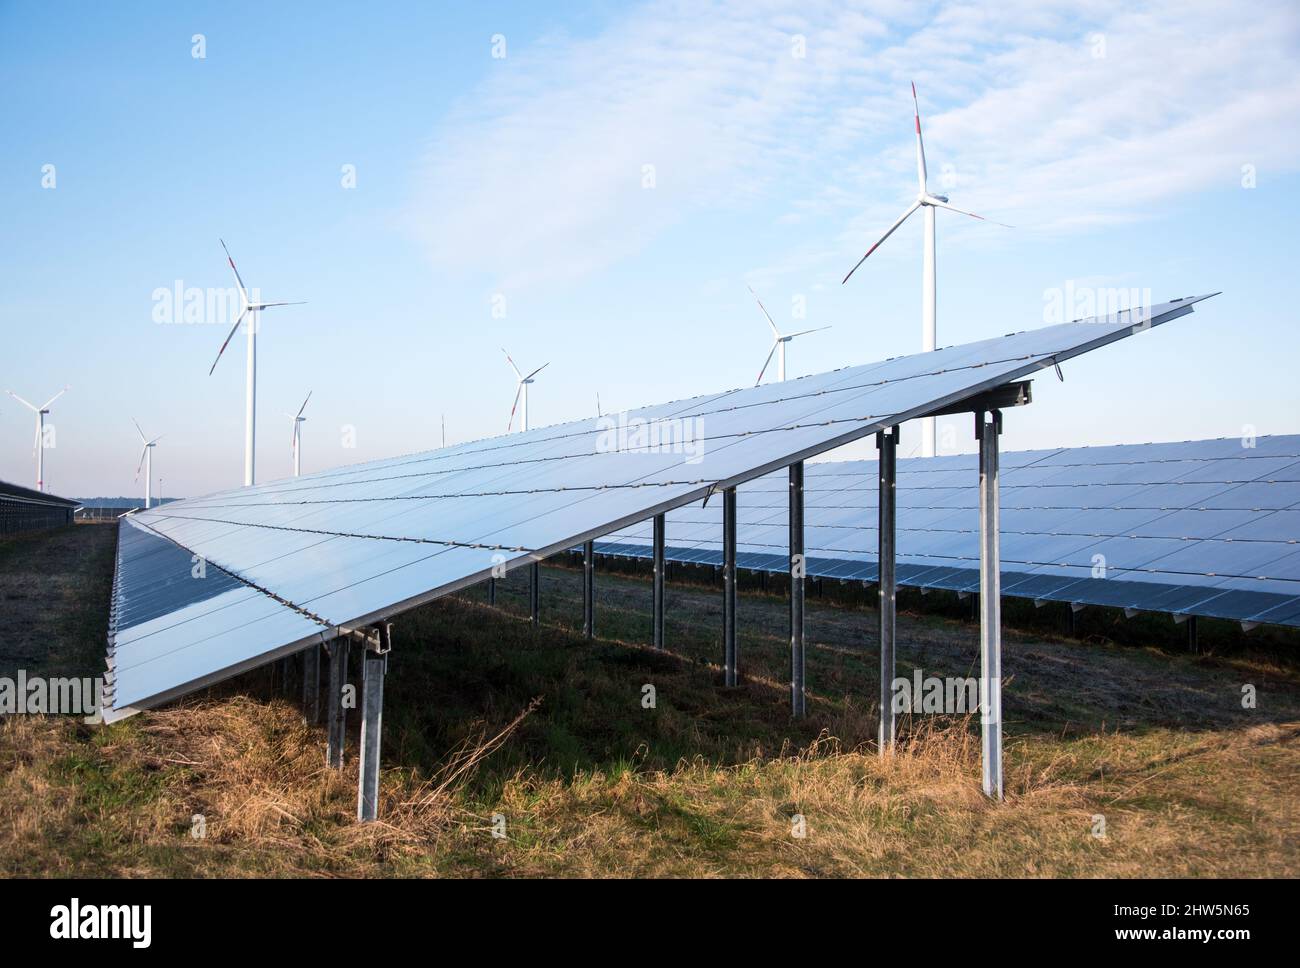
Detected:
[
  {"left": 877, "top": 428, "right": 897, "bottom": 752},
  {"left": 530, "top": 561, "right": 540, "bottom": 627},
  {"left": 326, "top": 638, "right": 349, "bottom": 769},
  {"left": 789, "top": 462, "right": 806, "bottom": 718},
  {"left": 978, "top": 411, "right": 1003, "bottom": 801},
  {"left": 357, "top": 624, "right": 390, "bottom": 822},
  {"left": 302, "top": 645, "right": 320, "bottom": 724},
  {"left": 582, "top": 540, "right": 595, "bottom": 639},
  {"left": 652, "top": 513, "right": 665, "bottom": 649},
  {"left": 722, "top": 487, "right": 738, "bottom": 686}
]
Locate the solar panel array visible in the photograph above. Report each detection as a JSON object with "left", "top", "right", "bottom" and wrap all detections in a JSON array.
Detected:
[
  {"left": 104, "top": 295, "right": 1214, "bottom": 717},
  {"left": 598, "top": 435, "right": 1300, "bottom": 628}
]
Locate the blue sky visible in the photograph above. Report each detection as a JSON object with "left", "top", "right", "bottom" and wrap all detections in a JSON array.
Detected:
[{"left": 2, "top": 0, "right": 1298, "bottom": 498}]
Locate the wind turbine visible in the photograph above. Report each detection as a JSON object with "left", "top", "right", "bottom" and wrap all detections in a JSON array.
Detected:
[
  {"left": 750, "top": 286, "right": 830, "bottom": 385},
  {"left": 842, "top": 82, "right": 1009, "bottom": 457},
  {"left": 283, "top": 391, "right": 311, "bottom": 477},
  {"left": 132, "top": 418, "right": 162, "bottom": 509},
  {"left": 503, "top": 348, "right": 549, "bottom": 433},
  {"left": 6, "top": 386, "right": 68, "bottom": 491},
  {"left": 208, "top": 239, "right": 305, "bottom": 486}
]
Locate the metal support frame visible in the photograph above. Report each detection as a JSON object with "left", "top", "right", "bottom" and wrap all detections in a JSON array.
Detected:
[
  {"left": 1187, "top": 614, "right": 1199, "bottom": 653},
  {"left": 530, "top": 561, "right": 540, "bottom": 627},
  {"left": 357, "top": 623, "right": 391, "bottom": 822},
  {"left": 326, "top": 638, "right": 350, "bottom": 769},
  {"left": 652, "top": 514, "right": 665, "bottom": 649},
  {"left": 789, "top": 462, "right": 806, "bottom": 718},
  {"left": 582, "top": 540, "right": 595, "bottom": 639},
  {"left": 876, "top": 428, "right": 897, "bottom": 753},
  {"left": 488, "top": 576, "right": 496, "bottom": 606},
  {"left": 302, "top": 644, "right": 320, "bottom": 724},
  {"left": 977, "top": 410, "right": 1003, "bottom": 801},
  {"left": 722, "top": 486, "right": 738, "bottom": 686}
]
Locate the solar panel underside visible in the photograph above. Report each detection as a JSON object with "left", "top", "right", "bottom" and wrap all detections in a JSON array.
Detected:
[
  {"left": 105, "top": 295, "right": 1215, "bottom": 718},
  {"left": 599, "top": 435, "right": 1300, "bottom": 628}
]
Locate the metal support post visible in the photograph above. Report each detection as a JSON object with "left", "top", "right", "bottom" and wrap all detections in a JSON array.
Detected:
[
  {"left": 877, "top": 428, "right": 897, "bottom": 752},
  {"left": 326, "top": 638, "right": 349, "bottom": 769},
  {"left": 722, "top": 487, "right": 738, "bottom": 686},
  {"left": 530, "top": 561, "right": 540, "bottom": 627},
  {"left": 302, "top": 644, "right": 320, "bottom": 724},
  {"left": 652, "top": 514, "right": 665, "bottom": 649},
  {"left": 582, "top": 540, "right": 595, "bottom": 639},
  {"left": 977, "top": 410, "right": 1003, "bottom": 801},
  {"left": 790, "top": 462, "right": 806, "bottom": 718},
  {"left": 357, "top": 624, "right": 391, "bottom": 822}
]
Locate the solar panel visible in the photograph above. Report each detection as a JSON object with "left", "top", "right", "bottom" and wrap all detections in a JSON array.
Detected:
[
  {"left": 104, "top": 295, "right": 1215, "bottom": 719},
  {"left": 602, "top": 433, "right": 1300, "bottom": 628}
]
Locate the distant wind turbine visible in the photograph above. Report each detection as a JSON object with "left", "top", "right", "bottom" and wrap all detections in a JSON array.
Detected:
[
  {"left": 503, "top": 348, "right": 549, "bottom": 433},
  {"left": 283, "top": 391, "right": 311, "bottom": 477},
  {"left": 842, "top": 82, "right": 1009, "bottom": 456},
  {"left": 132, "top": 418, "right": 162, "bottom": 509},
  {"left": 750, "top": 287, "right": 830, "bottom": 385},
  {"left": 6, "top": 386, "right": 68, "bottom": 491},
  {"left": 208, "top": 239, "right": 306, "bottom": 486}
]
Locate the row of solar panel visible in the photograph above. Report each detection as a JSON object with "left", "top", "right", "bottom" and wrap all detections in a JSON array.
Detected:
[
  {"left": 598, "top": 436, "right": 1300, "bottom": 627},
  {"left": 107, "top": 297, "right": 1217, "bottom": 715}
]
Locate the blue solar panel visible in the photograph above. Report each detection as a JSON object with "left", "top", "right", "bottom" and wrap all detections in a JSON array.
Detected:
[
  {"left": 604, "top": 434, "right": 1300, "bottom": 628},
  {"left": 105, "top": 296, "right": 1227, "bottom": 717}
]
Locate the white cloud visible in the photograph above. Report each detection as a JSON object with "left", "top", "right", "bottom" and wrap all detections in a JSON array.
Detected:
[{"left": 409, "top": 0, "right": 1300, "bottom": 290}]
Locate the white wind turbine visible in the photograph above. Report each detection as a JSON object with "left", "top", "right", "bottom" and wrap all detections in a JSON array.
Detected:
[
  {"left": 132, "top": 418, "right": 163, "bottom": 509},
  {"left": 6, "top": 386, "right": 69, "bottom": 491},
  {"left": 750, "top": 286, "right": 830, "bottom": 385},
  {"left": 283, "top": 391, "right": 311, "bottom": 477},
  {"left": 842, "top": 82, "right": 1009, "bottom": 457},
  {"left": 503, "top": 348, "right": 549, "bottom": 433},
  {"left": 208, "top": 239, "right": 305, "bottom": 486}
]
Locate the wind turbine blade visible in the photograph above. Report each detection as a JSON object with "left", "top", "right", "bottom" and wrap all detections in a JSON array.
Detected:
[
  {"left": 501, "top": 347, "right": 523, "bottom": 379},
  {"left": 787, "top": 325, "right": 832, "bottom": 338},
  {"left": 135, "top": 444, "right": 149, "bottom": 478},
  {"left": 132, "top": 417, "right": 147, "bottom": 443},
  {"left": 39, "top": 386, "right": 69, "bottom": 410},
  {"left": 912, "top": 81, "right": 928, "bottom": 193},
  {"left": 507, "top": 383, "right": 523, "bottom": 432},
  {"left": 842, "top": 200, "right": 922, "bottom": 284},
  {"left": 6, "top": 390, "right": 38, "bottom": 412},
  {"left": 931, "top": 199, "right": 1013, "bottom": 227},
  {"left": 296, "top": 390, "right": 313, "bottom": 418},
  {"left": 253, "top": 300, "right": 307, "bottom": 309},
  {"left": 748, "top": 285, "right": 780, "bottom": 338},
  {"left": 755, "top": 341, "right": 778, "bottom": 386},
  {"left": 208, "top": 308, "right": 248, "bottom": 375},
  {"left": 524, "top": 362, "right": 550, "bottom": 381},
  {"left": 219, "top": 238, "right": 250, "bottom": 304},
  {"left": 150, "top": 435, "right": 164, "bottom": 446}
]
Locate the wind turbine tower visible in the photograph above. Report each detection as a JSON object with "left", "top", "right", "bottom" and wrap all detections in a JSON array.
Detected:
[
  {"left": 6, "top": 386, "right": 68, "bottom": 491},
  {"left": 503, "top": 348, "right": 550, "bottom": 433},
  {"left": 842, "top": 83, "right": 1008, "bottom": 456},
  {"left": 208, "top": 240, "right": 305, "bottom": 486}
]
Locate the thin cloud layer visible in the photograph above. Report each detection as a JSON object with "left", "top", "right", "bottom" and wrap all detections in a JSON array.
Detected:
[{"left": 410, "top": 0, "right": 1300, "bottom": 290}]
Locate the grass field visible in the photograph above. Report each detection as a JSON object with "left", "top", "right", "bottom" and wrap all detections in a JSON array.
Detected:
[{"left": 2, "top": 523, "right": 1298, "bottom": 877}]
